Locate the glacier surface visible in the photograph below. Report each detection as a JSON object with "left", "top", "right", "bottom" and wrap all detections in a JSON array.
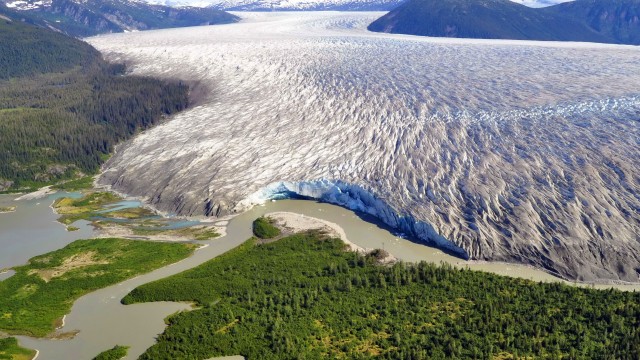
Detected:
[{"left": 88, "top": 12, "right": 640, "bottom": 282}]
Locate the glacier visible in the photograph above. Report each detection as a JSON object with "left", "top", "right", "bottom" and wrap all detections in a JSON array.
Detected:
[{"left": 88, "top": 12, "right": 640, "bottom": 283}]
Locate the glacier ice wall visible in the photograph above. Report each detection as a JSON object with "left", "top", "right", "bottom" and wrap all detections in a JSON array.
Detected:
[
  {"left": 88, "top": 12, "right": 640, "bottom": 282},
  {"left": 236, "top": 179, "right": 469, "bottom": 257}
]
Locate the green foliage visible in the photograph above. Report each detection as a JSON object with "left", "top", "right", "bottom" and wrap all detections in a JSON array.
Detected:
[
  {"left": 0, "top": 16, "right": 189, "bottom": 190},
  {"left": 92, "top": 345, "right": 129, "bottom": 360},
  {"left": 0, "top": 66, "right": 189, "bottom": 189},
  {"left": 0, "top": 0, "right": 239, "bottom": 38},
  {"left": 252, "top": 217, "right": 281, "bottom": 239},
  {"left": 53, "top": 192, "right": 122, "bottom": 225},
  {"left": 52, "top": 176, "right": 95, "bottom": 191},
  {"left": 125, "top": 233, "right": 640, "bottom": 360},
  {"left": 0, "top": 15, "right": 100, "bottom": 79},
  {"left": 0, "top": 337, "right": 36, "bottom": 360},
  {"left": 0, "top": 238, "right": 195, "bottom": 337}
]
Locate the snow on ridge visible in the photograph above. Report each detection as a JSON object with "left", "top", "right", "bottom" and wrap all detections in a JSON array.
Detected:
[
  {"left": 510, "top": 0, "right": 573, "bottom": 8},
  {"left": 88, "top": 12, "right": 640, "bottom": 283},
  {"left": 5, "top": 0, "right": 51, "bottom": 10},
  {"left": 141, "top": 0, "right": 572, "bottom": 9}
]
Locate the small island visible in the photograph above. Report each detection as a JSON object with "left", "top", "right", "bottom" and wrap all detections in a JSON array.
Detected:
[
  {"left": 52, "top": 192, "right": 222, "bottom": 241},
  {"left": 0, "top": 238, "right": 196, "bottom": 337},
  {"left": 0, "top": 206, "right": 16, "bottom": 214}
]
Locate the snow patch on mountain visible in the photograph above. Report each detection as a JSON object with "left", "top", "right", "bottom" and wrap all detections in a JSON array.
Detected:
[
  {"left": 5, "top": 0, "right": 51, "bottom": 10},
  {"left": 510, "top": 0, "right": 573, "bottom": 7},
  {"left": 144, "top": 0, "right": 574, "bottom": 10},
  {"left": 146, "top": 0, "right": 402, "bottom": 10}
]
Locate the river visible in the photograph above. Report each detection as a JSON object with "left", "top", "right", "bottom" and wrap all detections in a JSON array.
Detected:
[
  {"left": 5, "top": 196, "right": 640, "bottom": 359},
  {"left": 0, "top": 193, "right": 92, "bottom": 271}
]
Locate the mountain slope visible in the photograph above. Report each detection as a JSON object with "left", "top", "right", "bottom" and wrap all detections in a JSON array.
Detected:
[
  {"left": 150, "top": 0, "right": 404, "bottom": 11},
  {"left": 2, "top": 0, "right": 239, "bottom": 37},
  {"left": 547, "top": 0, "right": 640, "bottom": 44},
  {"left": 0, "top": 9, "right": 190, "bottom": 191},
  {"left": 147, "top": 0, "right": 571, "bottom": 11},
  {"left": 368, "top": 0, "right": 640, "bottom": 45},
  {"left": 0, "top": 3, "right": 101, "bottom": 78}
]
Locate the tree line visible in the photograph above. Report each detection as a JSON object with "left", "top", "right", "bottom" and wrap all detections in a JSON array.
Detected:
[
  {"left": 0, "top": 16, "right": 189, "bottom": 190},
  {"left": 124, "top": 231, "right": 640, "bottom": 359}
]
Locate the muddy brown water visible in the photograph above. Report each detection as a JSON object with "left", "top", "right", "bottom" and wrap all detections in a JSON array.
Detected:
[
  {"left": 0, "top": 193, "right": 92, "bottom": 271},
  {"left": 6, "top": 198, "right": 640, "bottom": 360}
]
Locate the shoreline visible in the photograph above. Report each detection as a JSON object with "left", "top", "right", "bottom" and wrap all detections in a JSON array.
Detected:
[
  {"left": 14, "top": 186, "right": 55, "bottom": 202},
  {"left": 0, "top": 206, "right": 16, "bottom": 214},
  {"left": 17, "top": 185, "right": 640, "bottom": 288},
  {"left": 90, "top": 187, "right": 640, "bottom": 287},
  {"left": 266, "top": 211, "right": 396, "bottom": 264}
]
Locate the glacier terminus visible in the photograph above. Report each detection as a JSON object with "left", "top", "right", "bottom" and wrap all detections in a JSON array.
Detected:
[{"left": 88, "top": 12, "right": 640, "bottom": 283}]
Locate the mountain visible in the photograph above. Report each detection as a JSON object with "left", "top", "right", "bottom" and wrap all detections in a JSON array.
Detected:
[
  {"left": 0, "top": 7, "right": 190, "bottom": 191},
  {"left": 548, "top": 0, "right": 640, "bottom": 44},
  {"left": 145, "top": 0, "right": 569, "bottom": 11},
  {"left": 1, "top": 0, "right": 238, "bottom": 37},
  {"left": 148, "top": 0, "right": 403, "bottom": 11},
  {"left": 368, "top": 0, "right": 640, "bottom": 45},
  {"left": 0, "top": 3, "right": 101, "bottom": 78},
  {"left": 510, "top": 0, "right": 571, "bottom": 7}
]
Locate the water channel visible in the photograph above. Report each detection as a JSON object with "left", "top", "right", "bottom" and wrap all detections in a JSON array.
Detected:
[{"left": 2, "top": 195, "right": 638, "bottom": 359}]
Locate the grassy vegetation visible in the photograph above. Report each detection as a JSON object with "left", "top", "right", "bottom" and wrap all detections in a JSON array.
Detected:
[
  {"left": 92, "top": 345, "right": 129, "bottom": 360},
  {"left": 101, "top": 208, "right": 156, "bottom": 220},
  {"left": 53, "top": 192, "right": 121, "bottom": 225},
  {"left": 124, "top": 229, "right": 640, "bottom": 360},
  {"left": 53, "top": 192, "right": 220, "bottom": 240},
  {"left": 51, "top": 176, "right": 95, "bottom": 192},
  {"left": 0, "top": 238, "right": 196, "bottom": 337},
  {"left": 0, "top": 337, "right": 36, "bottom": 360},
  {"left": 252, "top": 216, "right": 281, "bottom": 239},
  {"left": 132, "top": 226, "right": 220, "bottom": 241},
  {"left": 0, "top": 207, "right": 16, "bottom": 213}
]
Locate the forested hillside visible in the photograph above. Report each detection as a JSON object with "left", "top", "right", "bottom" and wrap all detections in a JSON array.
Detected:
[
  {"left": 0, "top": 0, "right": 239, "bottom": 37},
  {"left": 548, "top": 0, "right": 640, "bottom": 45},
  {"left": 368, "top": 0, "right": 606, "bottom": 42},
  {"left": 126, "top": 232, "right": 640, "bottom": 359},
  {"left": 368, "top": 0, "right": 640, "bottom": 45},
  {"left": 0, "top": 13, "right": 189, "bottom": 191},
  {"left": 0, "top": 7, "right": 100, "bottom": 79}
]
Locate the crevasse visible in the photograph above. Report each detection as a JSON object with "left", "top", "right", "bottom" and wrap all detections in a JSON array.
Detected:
[{"left": 236, "top": 179, "right": 469, "bottom": 258}]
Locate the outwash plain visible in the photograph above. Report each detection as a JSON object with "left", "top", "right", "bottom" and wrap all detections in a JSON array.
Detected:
[{"left": 88, "top": 12, "right": 640, "bottom": 283}]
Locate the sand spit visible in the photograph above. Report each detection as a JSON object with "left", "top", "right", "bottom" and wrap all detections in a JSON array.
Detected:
[
  {"left": 14, "top": 186, "right": 55, "bottom": 201},
  {"left": 267, "top": 211, "right": 396, "bottom": 264}
]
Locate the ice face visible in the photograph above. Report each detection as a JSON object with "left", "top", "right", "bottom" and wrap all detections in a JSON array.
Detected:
[{"left": 88, "top": 12, "right": 640, "bottom": 282}]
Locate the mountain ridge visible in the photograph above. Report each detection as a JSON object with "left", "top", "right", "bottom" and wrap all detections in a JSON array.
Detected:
[
  {"left": 1, "top": 0, "right": 239, "bottom": 36},
  {"left": 368, "top": 0, "right": 640, "bottom": 45},
  {"left": 145, "top": 0, "right": 572, "bottom": 11}
]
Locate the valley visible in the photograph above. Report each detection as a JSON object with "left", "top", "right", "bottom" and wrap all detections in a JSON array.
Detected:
[
  {"left": 1, "top": 5, "right": 640, "bottom": 360},
  {"left": 89, "top": 12, "right": 640, "bottom": 283}
]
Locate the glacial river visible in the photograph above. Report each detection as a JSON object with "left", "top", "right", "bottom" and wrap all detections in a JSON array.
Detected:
[
  {"left": 3, "top": 195, "right": 639, "bottom": 359},
  {"left": 0, "top": 193, "right": 92, "bottom": 271}
]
